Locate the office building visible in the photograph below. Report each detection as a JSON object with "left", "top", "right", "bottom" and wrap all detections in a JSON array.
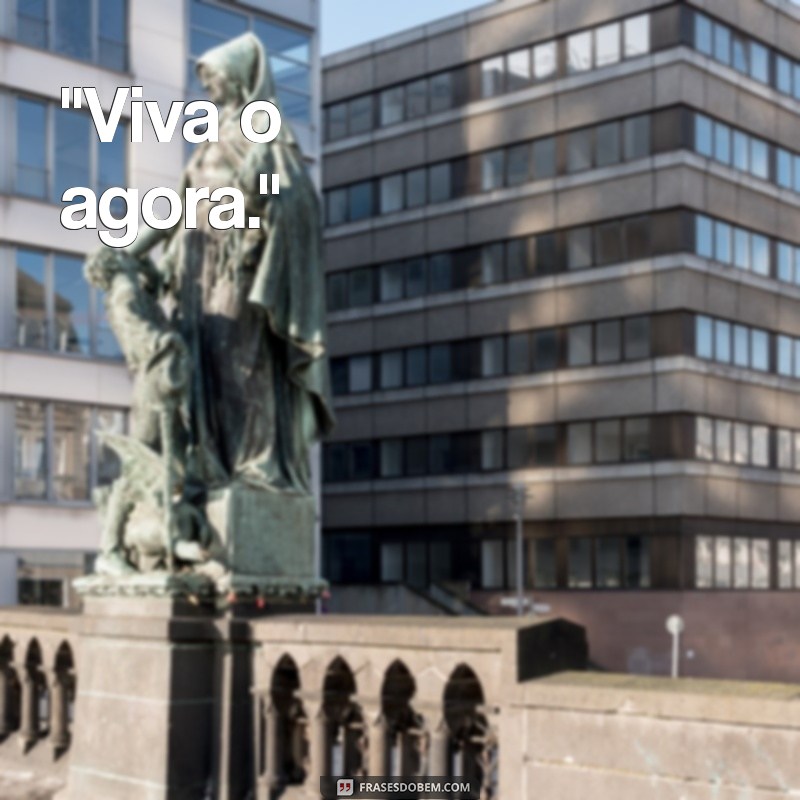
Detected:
[{"left": 320, "top": 0, "right": 800, "bottom": 678}]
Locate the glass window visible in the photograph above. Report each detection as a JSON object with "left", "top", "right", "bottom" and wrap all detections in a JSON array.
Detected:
[
  {"left": 733, "top": 131, "right": 749, "bottom": 172},
  {"left": 98, "top": 0, "right": 127, "bottom": 70},
  {"left": 752, "top": 235, "right": 769, "bottom": 276},
  {"left": 567, "top": 422, "right": 592, "bottom": 464},
  {"left": 405, "top": 258, "right": 426, "bottom": 298},
  {"left": 696, "top": 316, "right": 713, "bottom": 359},
  {"left": 53, "top": 255, "right": 90, "bottom": 355},
  {"left": 794, "top": 432, "right": 800, "bottom": 471},
  {"left": 752, "top": 539, "right": 769, "bottom": 588},
  {"left": 481, "top": 57, "right": 505, "bottom": 97},
  {"left": 16, "top": 0, "right": 48, "bottom": 47},
  {"left": 481, "top": 150, "right": 505, "bottom": 191},
  {"left": 481, "top": 540, "right": 505, "bottom": 589},
  {"left": 624, "top": 14, "right": 650, "bottom": 58},
  {"left": 430, "top": 541, "right": 452, "bottom": 584},
  {"left": 428, "top": 163, "right": 452, "bottom": 203},
  {"left": 733, "top": 324, "right": 749, "bottom": 367},
  {"left": 776, "top": 56, "right": 792, "bottom": 95},
  {"left": 380, "top": 440, "right": 404, "bottom": 477},
  {"left": 533, "top": 41, "right": 556, "bottom": 80},
  {"left": 15, "top": 249, "right": 47, "bottom": 350},
  {"left": 623, "top": 216, "right": 650, "bottom": 261},
  {"left": 567, "top": 227, "right": 592, "bottom": 269},
  {"left": 325, "top": 444, "right": 349, "bottom": 482},
  {"left": 380, "top": 86, "right": 404, "bottom": 126},
  {"left": 597, "top": 537, "right": 621, "bottom": 587},
  {"left": 429, "top": 72, "right": 453, "bottom": 113},
  {"left": 481, "top": 430, "right": 504, "bottom": 471},
  {"left": 751, "top": 426, "right": 769, "bottom": 467},
  {"left": 429, "top": 435, "right": 453, "bottom": 474},
  {"left": 595, "top": 221, "right": 622, "bottom": 265},
  {"left": 715, "top": 536, "right": 732, "bottom": 587},
  {"left": 94, "top": 408, "right": 125, "bottom": 487},
  {"left": 749, "top": 43, "right": 769, "bottom": 84},
  {"left": 380, "top": 351, "right": 403, "bottom": 389},
  {"left": 715, "top": 221, "right": 732, "bottom": 264},
  {"left": 624, "top": 418, "right": 650, "bottom": 461},
  {"left": 348, "top": 96, "right": 373, "bottom": 136},
  {"left": 623, "top": 115, "right": 650, "bottom": 160},
  {"left": 625, "top": 536, "right": 650, "bottom": 588},
  {"left": 567, "top": 31, "right": 592, "bottom": 73},
  {"left": 481, "top": 336, "right": 505, "bottom": 378},
  {"left": 778, "top": 335, "right": 793, "bottom": 376},
  {"left": 349, "top": 182, "right": 374, "bottom": 221},
  {"left": 429, "top": 343, "right": 451, "bottom": 384},
  {"left": 379, "top": 261, "right": 404, "bottom": 303},
  {"left": 595, "top": 419, "right": 621, "bottom": 463},
  {"left": 595, "top": 122, "right": 621, "bottom": 167},
  {"left": 349, "top": 268, "right": 373, "bottom": 307},
  {"left": 52, "top": 404, "right": 90, "bottom": 501},
  {"left": 506, "top": 427, "right": 532, "bottom": 469},
  {"left": 778, "top": 243, "right": 794, "bottom": 283},
  {"left": 55, "top": 0, "right": 91, "bottom": 60},
  {"left": 717, "top": 319, "right": 732, "bottom": 362},
  {"left": 696, "top": 215, "right": 713, "bottom": 259},
  {"left": 406, "top": 79, "right": 427, "bottom": 119},
  {"left": 507, "top": 239, "right": 530, "bottom": 281},
  {"left": 778, "top": 150, "right": 793, "bottom": 189},
  {"left": 695, "top": 114, "right": 713, "bottom": 158},
  {"left": 533, "top": 424, "right": 557, "bottom": 465},
  {"left": 733, "top": 228, "right": 750, "bottom": 270},
  {"left": 480, "top": 244, "right": 504, "bottom": 285},
  {"left": 713, "top": 22, "right": 731, "bottom": 65},
  {"left": 532, "top": 137, "right": 556, "bottom": 179},
  {"left": 695, "top": 13, "right": 713, "bottom": 56},
  {"left": 381, "top": 542, "right": 404, "bottom": 582},
  {"left": 380, "top": 174, "right": 404, "bottom": 214},
  {"left": 568, "top": 539, "right": 592, "bottom": 588},
  {"left": 715, "top": 419, "right": 732, "bottom": 463},
  {"left": 428, "top": 254, "right": 452, "bottom": 294},
  {"left": 714, "top": 122, "right": 731, "bottom": 164},
  {"left": 14, "top": 400, "right": 47, "bottom": 499},
  {"left": 778, "top": 540, "right": 793, "bottom": 589},
  {"left": 694, "top": 535, "right": 713, "bottom": 588},
  {"left": 327, "top": 188, "right": 348, "bottom": 226},
  {"left": 507, "top": 49, "right": 531, "bottom": 90},
  {"left": 750, "top": 139, "right": 768, "bottom": 180},
  {"left": 507, "top": 332, "right": 530, "bottom": 374},
  {"left": 595, "top": 23, "right": 620, "bottom": 67},
  {"left": 733, "top": 537, "right": 749, "bottom": 589},
  {"left": 16, "top": 97, "right": 48, "bottom": 198},
  {"left": 351, "top": 442, "right": 374, "bottom": 480},
  {"left": 624, "top": 316, "right": 650, "bottom": 360},
  {"left": 405, "top": 168, "right": 427, "bottom": 209},
  {"left": 567, "top": 129, "right": 593, "bottom": 173},
  {"left": 751, "top": 329, "right": 768, "bottom": 372},
  {"left": 405, "top": 347, "right": 426, "bottom": 387},
  {"left": 330, "top": 359, "right": 348, "bottom": 395},
  {"left": 733, "top": 422, "right": 750, "bottom": 464},
  {"left": 349, "top": 356, "right": 372, "bottom": 393},
  {"left": 596, "top": 320, "right": 621, "bottom": 363},
  {"left": 534, "top": 539, "right": 557, "bottom": 588},
  {"left": 536, "top": 233, "right": 557, "bottom": 274},
  {"left": 532, "top": 330, "right": 558, "bottom": 372},
  {"left": 506, "top": 144, "right": 530, "bottom": 186},
  {"left": 695, "top": 416, "right": 714, "bottom": 460},
  {"left": 732, "top": 34, "right": 748, "bottom": 74},
  {"left": 568, "top": 324, "right": 592, "bottom": 367}
]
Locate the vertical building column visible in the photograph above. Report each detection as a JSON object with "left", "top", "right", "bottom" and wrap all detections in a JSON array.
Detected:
[
  {"left": 18, "top": 668, "right": 38, "bottom": 749},
  {"left": 307, "top": 702, "right": 331, "bottom": 790},
  {"left": 366, "top": 707, "right": 389, "bottom": 777},
  {"left": 428, "top": 718, "right": 450, "bottom": 776},
  {"left": 50, "top": 669, "right": 70, "bottom": 751}
]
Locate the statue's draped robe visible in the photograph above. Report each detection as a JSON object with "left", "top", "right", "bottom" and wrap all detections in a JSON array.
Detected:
[{"left": 161, "top": 34, "right": 334, "bottom": 498}]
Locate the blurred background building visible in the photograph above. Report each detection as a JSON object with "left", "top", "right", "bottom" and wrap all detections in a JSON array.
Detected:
[
  {"left": 0, "top": 0, "right": 320, "bottom": 607},
  {"left": 320, "top": 0, "right": 800, "bottom": 679}
]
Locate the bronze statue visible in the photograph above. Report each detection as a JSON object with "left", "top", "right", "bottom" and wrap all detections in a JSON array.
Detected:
[{"left": 82, "top": 33, "right": 334, "bottom": 597}]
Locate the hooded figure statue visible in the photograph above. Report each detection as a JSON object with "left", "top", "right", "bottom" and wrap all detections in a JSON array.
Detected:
[{"left": 127, "top": 32, "right": 334, "bottom": 500}]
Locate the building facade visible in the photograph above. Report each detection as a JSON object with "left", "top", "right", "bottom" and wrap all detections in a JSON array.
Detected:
[
  {"left": 0, "top": 0, "right": 321, "bottom": 607},
  {"left": 321, "top": 0, "right": 800, "bottom": 679}
]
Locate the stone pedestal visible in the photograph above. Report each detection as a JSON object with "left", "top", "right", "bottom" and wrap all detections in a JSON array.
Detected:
[
  {"left": 206, "top": 483, "right": 325, "bottom": 599},
  {"left": 60, "top": 597, "right": 255, "bottom": 800}
]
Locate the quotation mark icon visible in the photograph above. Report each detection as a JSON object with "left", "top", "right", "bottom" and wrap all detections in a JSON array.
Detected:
[{"left": 337, "top": 778, "right": 354, "bottom": 797}]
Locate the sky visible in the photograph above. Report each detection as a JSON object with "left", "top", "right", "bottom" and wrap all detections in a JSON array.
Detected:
[{"left": 321, "top": 0, "right": 487, "bottom": 55}]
